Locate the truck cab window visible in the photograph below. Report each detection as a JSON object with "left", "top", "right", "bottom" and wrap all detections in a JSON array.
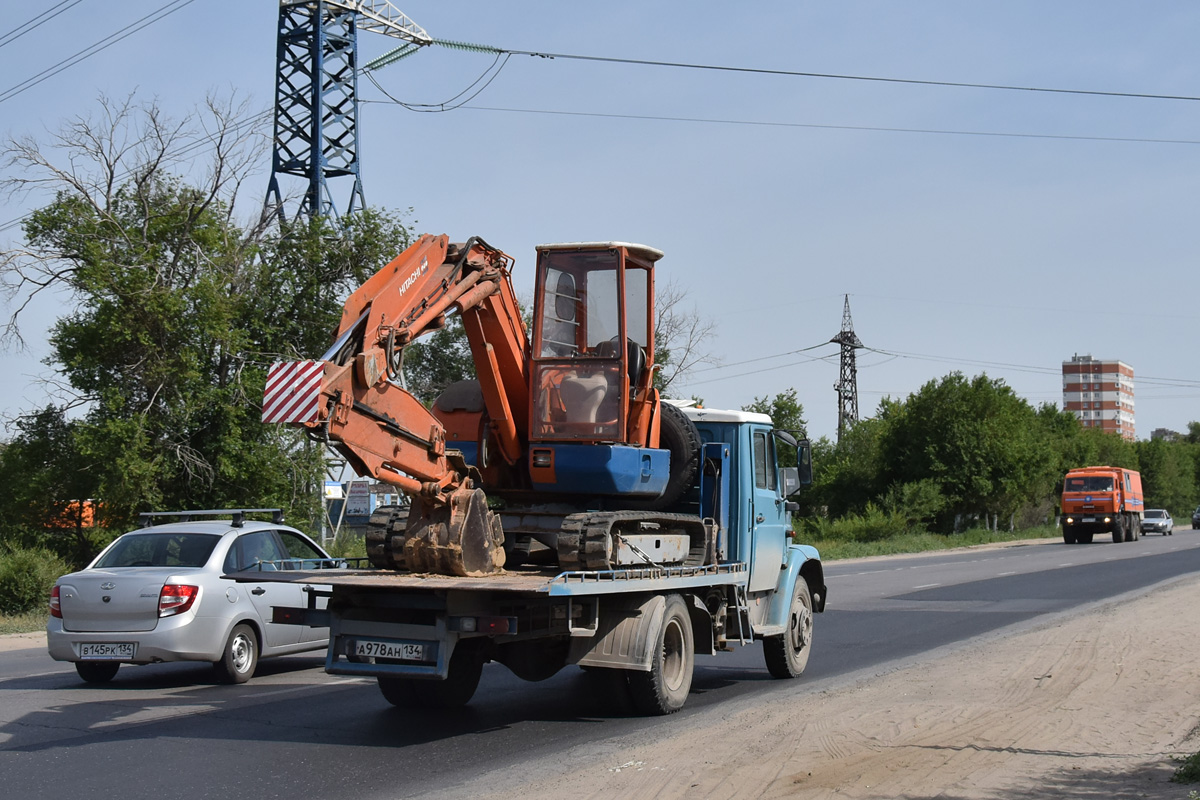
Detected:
[{"left": 753, "top": 431, "right": 776, "bottom": 491}]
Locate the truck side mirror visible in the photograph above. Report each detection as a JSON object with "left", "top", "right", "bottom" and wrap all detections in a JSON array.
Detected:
[
  {"left": 773, "top": 430, "right": 813, "bottom": 494},
  {"left": 796, "top": 439, "right": 813, "bottom": 486}
]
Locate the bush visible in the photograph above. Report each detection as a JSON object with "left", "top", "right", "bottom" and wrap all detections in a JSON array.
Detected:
[
  {"left": 0, "top": 546, "right": 71, "bottom": 615},
  {"left": 796, "top": 503, "right": 911, "bottom": 543},
  {"left": 1174, "top": 751, "right": 1200, "bottom": 784},
  {"left": 323, "top": 531, "right": 366, "bottom": 560}
]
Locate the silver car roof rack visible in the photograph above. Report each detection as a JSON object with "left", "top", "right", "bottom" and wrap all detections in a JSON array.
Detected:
[{"left": 139, "top": 509, "right": 285, "bottom": 528}]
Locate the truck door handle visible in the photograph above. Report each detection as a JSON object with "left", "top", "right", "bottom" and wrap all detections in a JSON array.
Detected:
[
  {"left": 756, "top": 513, "right": 765, "bottom": 523},
  {"left": 251, "top": 587, "right": 266, "bottom": 596}
]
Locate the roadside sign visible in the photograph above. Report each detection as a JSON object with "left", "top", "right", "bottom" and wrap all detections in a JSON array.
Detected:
[{"left": 346, "top": 480, "right": 372, "bottom": 517}]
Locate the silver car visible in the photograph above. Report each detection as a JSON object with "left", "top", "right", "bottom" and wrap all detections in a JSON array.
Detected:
[
  {"left": 1141, "top": 509, "right": 1173, "bottom": 536},
  {"left": 47, "top": 510, "right": 334, "bottom": 684}
]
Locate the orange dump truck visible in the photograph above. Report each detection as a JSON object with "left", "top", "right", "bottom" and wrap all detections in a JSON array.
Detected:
[{"left": 1060, "top": 466, "right": 1144, "bottom": 544}]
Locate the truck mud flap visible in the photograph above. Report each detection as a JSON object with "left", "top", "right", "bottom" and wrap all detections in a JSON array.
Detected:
[
  {"left": 567, "top": 593, "right": 713, "bottom": 670},
  {"left": 568, "top": 594, "right": 665, "bottom": 672}
]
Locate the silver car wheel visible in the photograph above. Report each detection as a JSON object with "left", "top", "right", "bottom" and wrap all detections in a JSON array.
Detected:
[
  {"left": 214, "top": 623, "right": 258, "bottom": 684},
  {"left": 230, "top": 631, "right": 253, "bottom": 673}
]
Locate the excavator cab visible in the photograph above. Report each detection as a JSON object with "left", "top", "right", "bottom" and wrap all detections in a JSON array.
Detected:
[
  {"left": 530, "top": 242, "right": 661, "bottom": 445},
  {"left": 527, "top": 242, "right": 667, "bottom": 497}
]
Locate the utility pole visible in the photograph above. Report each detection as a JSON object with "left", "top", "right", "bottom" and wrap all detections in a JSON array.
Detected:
[
  {"left": 264, "top": 0, "right": 430, "bottom": 223},
  {"left": 830, "top": 295, "right": 864, "bottom": 443}
]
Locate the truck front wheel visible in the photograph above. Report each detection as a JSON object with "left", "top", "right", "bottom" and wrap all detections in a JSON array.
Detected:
[
  {"left": 1112, "top": 515, "right": 1125, "bottom": 544},
  {"left": 764, "top": 578, "right": 814, "bottom": 679},
  {"left": 627, "top": 594, "right": 693, "bottom": 715}
]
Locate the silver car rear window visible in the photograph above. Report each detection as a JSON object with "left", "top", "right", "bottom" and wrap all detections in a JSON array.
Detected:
[{"left": 95, "top": 533, "right": 221, "bottom": 568}]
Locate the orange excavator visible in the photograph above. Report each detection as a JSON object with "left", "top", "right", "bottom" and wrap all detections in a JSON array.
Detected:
[{"left": 264, "top": 234, "right": 707, "bottom": 576}]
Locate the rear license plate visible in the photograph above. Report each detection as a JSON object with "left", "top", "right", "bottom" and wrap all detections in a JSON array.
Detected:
[
  {"left": 79, "top": 642, "right": 134, "bottom": 660},
  {"left": 353, "top": 639, "right": 428, "bottom": 661}
]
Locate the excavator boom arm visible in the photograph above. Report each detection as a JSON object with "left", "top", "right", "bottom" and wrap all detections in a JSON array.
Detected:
[{"left": 263, "top": 234, "right": 528, "bottom": 576}]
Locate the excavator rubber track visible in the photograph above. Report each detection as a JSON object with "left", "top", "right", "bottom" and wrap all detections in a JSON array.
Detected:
[
  {"left": 556, "top": 510, "right": 715, "bottom": 571},
  {"left": 366, "top": 504, "right": 411, "bottom": 570},
  {"left": 370, "top": 505, "right": 714, "bottom": 573}
]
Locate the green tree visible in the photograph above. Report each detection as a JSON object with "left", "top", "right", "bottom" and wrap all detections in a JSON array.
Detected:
[
  {"left": 0, "top": 95, "right": 411, "bottom": 542},
  {"left": 0, "top": 407, "right": 99, "bottom": 562},
  {"left": 1185, "top": 421, "right": 1200, "bottom": 445},
  {"left": 1135, "top": 438, "right": 1194, "bottom": 514},
  {"left": 802, "top": 413, "right": 889, "bottom": 520},
  {"left": 877, "top": 373, "right": 1053, "bottom": 532},
  {"left": 402, "top": 316, "right": 477, "bottom": 405}
]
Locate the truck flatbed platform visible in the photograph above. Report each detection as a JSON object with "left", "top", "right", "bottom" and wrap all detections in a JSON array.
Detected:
[{"left": 229, "top": 560, "right": 749, "bottom": 597}]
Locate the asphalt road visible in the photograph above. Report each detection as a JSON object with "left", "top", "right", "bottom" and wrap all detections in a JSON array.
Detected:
[{"left": 3, "top": 528, "right": 1199, "bottom": 800}]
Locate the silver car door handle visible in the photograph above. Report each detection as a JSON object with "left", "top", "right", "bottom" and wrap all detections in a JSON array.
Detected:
[{"left": 251, "top": 587, "right": 266, "bottom": 596}]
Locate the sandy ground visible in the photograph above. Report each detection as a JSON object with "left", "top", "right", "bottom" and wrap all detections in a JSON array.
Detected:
[
  {"left": 457, "top": 574, "right": 1200, "bottom": 800},
  {"left": 0, "top": 630, "right": 44, "bottom": 652}
]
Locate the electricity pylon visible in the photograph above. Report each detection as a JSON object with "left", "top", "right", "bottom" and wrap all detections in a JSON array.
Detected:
[
  {"left": 264, "top": 1, "right": 430, "bottom": 223},
  {"left": 830, "top": 295, "right": 864, "bottom": 443}
]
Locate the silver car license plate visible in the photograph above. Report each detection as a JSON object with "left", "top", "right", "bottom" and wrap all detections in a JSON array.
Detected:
[
  {"left": 354, "top": 639, "right": 428, "bottom": 661},
  {"left": 79, "top": 642, "right": 135, "bottom": 659}
]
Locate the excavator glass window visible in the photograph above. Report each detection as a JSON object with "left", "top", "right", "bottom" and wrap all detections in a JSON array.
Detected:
[
  {"left": 532, "top": 248, "right": 629, "bottom": 442},
  {"left": 539, "top": 268, "right": 580, "bottom": 357}
]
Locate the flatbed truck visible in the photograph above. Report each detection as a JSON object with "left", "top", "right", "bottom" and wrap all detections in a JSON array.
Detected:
[{"left": 243, "top": 406, "right": 826, "bottom": 715}]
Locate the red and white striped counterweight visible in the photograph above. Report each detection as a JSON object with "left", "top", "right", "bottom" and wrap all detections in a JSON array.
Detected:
[{"left": 263, "top": 361, "right": 324, "bottom": 424}]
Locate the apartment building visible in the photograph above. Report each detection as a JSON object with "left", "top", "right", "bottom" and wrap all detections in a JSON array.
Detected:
[{"left": 1061, "top": 354, "right": 1135, "bottom": 441}]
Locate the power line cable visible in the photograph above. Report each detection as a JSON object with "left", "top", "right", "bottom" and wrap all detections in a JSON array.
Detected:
[
  {"left": 364, "top": 51, "right": 511, "bottom": 112},
  {"left": 682, "top": 338, "right": 1200, "bottom": 394},
  {"left": 0, "top": 0, "right": 196, "bottom": 106},
  {"left": 0, "top": 0, "right": 86, "bottom": 51},
  {"left": 477, "top": 46, "right": 1200, "bottom": 105},
  {"left": 688, "top": 341, "right": 836, "bottom": 374},
  {"left": 360, "top": 100, "right": 1200, "bottom": 147}
]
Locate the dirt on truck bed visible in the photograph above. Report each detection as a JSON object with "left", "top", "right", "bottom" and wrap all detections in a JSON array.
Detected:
[{"left": 448, "top": 575, "right": 1200, "bottom": 800}]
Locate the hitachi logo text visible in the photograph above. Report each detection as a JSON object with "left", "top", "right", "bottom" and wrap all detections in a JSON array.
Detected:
[{"left": 398, "top": 257, "right": 429, "bottom": 298}]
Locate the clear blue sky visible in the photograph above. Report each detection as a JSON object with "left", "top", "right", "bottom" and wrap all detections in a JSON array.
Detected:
[{"left": 2, "top": 1, "right": 1198, "bottom": 441}]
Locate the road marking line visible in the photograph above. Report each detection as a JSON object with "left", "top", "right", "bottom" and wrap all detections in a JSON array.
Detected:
[
  {"left": 998, "top": 571, "right": 1016, "bottom": 577},
  {"left": 913, "top": 583, "right": 941, "bottom": 589}
]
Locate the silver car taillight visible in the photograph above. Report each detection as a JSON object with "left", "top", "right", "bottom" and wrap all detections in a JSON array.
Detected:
[
  {"left": 49, "top": 585, "right": 62, "bottom": 619},
  {"left": 158, "top": 584, "right": 200, "bottom": 617}
]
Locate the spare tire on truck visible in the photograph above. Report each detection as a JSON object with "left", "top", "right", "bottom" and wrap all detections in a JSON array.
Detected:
[{"left": 623, "top": 401, "right": 701, "bottom": 512}]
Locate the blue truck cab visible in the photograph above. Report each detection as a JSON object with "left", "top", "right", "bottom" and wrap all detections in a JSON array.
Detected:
[{"left": 686, "top": 406, "right": 825, "bottom": 606}]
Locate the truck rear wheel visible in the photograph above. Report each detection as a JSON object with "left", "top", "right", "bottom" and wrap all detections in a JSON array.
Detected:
[
  {"left": 764, "top": 578, "right": 814, "bottom": 679},
  {"left": 627, "top": 594, "right": 693, "bottom": 715},
  {"left": 377, "top": 644, "right": 483, "bottom": 709}
]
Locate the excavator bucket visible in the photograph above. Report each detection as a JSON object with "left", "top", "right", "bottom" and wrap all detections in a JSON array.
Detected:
[{"left": 403, "top": 487, "right": 506, "bottom": 577}]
